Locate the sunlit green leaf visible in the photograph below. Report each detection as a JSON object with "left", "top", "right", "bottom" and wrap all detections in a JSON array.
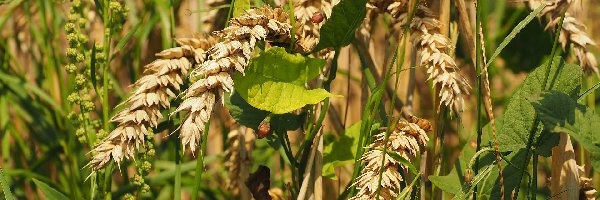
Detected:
[{"left": 234, "top": 47, "right": 335, "bottom": 114}]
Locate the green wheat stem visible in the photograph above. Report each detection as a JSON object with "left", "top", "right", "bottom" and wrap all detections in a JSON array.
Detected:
[
  {"left": 474, "top": 0, "right": 483, "bottom": 199},
  {"left": 375, "top": 46, "right": 400, "bottom": 199},
  {"left": 191, "top": 120, "right": 211, "bottom": 199},
  {"left": 174, "top": 139, "right": 182, "bottom": 200}
]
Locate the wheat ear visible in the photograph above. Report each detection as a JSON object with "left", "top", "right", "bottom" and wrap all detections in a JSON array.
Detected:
[
  {"left": 172, "top": 6, "right": 294, "bottom": 153},
  {"left": 529, "top": 0, "right": 599, "bottom": 77},
  {"left": 89, "top": 34, "right": 217, "bottom": 170},
  {"left": 410, "top": 5, "right": 471, "bottom": 114},
  {"left": 349, "top": 116, "right": 431, "bottom": 200}
]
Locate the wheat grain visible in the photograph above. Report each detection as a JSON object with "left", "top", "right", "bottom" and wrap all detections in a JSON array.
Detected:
[
  {"left": 89, "top": 34, "right": 217, "bottom": 170},
  {"left": 173, "top": 6, "right": 294, "bottom": 153},
  {"left": 358, "top": 0, "right": 409, "bottom": 44},
  {"left": 411, "top": 5, "right": 470, "bottom": 113},
  {"left": 349, "top": 116, "right": 431, "bottom": 200}
]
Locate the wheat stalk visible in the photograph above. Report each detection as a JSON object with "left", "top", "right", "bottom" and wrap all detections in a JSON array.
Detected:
[
  {"left": 528, "top": 0, "right": 599, "bottom": 76},
  {"left": 88, "top": 34, "right": 217, "bottom": 170},
  {"left": 350, "top": 116, "right": 431, "bottom": 200},
  {"left": 410, "top": 5, "right": 471, "bottom": 114},
  {"left": 172, "top": 6, "right": 294, "bottom": 153}
]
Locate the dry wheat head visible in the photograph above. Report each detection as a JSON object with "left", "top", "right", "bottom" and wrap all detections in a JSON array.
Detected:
[
  {"left": 350, "top": 116, "right": 431, "bottom": 200},
  {"left": 88, "top": 34, "right": 217, "bottom": 170},
  {"left": 529, "top": 0, "right": 599, "bottom": 76},
  {"left": 172, "top": 6, "right": 294, "bottom": 154},
  {"left": 410, "top": 5, "right": 470, "bottom": 113}
]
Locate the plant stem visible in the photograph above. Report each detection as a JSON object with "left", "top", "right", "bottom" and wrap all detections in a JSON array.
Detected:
[
  {"left": 102, "top": 0, "right": 112, "bottom": 132},
  {"left": 174, "top": 139, "right": 181, "bottom": 200},
  {"left": 191, "top": 120, "right": 211, "bottom": 199}
]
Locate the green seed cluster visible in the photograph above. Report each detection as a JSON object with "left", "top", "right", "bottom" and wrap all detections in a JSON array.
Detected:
[
  {"left": 107, "top": 1, "right": 128, "bottom": 32},
  {"left": 126, "top": 128, "right": 155, "bottom": 197},
  {"left": 64, "top": 0, "right": 101, "bottom": 144}
]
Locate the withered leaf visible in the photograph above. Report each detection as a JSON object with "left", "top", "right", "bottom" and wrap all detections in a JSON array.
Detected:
[{"left": 245, "top": 165, "right": 271, "bottom": 200}]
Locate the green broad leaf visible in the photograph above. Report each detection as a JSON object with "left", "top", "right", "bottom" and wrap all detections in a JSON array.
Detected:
[
  {"left": 32, "top": 179, "right": 68, "bottom": 200},
  {"left": 487, "top": 56, "right": 582, "bottom": 157},
  {"left": 322, "top": 122, "right": 362, "bottom": 179},
  {"left": 478, "top": 149, "right": 530, "bottom": 199},
  {"left": 429, "top": 142, "right": 476, "bottom": 197},
  {"left": 232, "top": 0, "right": 250, "bottom": 18},
  {"left": 312, "top": 0, "right": 367, "bottom": 52},
  {"left": 531, "top": 91, "right": 600, "bottom": 169},
  {"left": 234, "top": 47, "right": 334, "bottom": 114},
  {"left": 225, "top": 92, "right": 304, "bottom": 132}
]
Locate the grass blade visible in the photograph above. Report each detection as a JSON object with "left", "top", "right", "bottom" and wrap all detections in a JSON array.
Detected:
[
  {"left": 32, "top": 179, "right": 69, "bottom": 200},
  {"left": 112, "top": 22, "right": 142, "bottom": 60},
  {"left": 0, "top": 168, "right": 14, "bottom": 200},
  {"left": 90, "top": 42, "right": 98, "bottom": 95},
  {"left": 486, "top": 3, "right": 546, "bottom": 68}
]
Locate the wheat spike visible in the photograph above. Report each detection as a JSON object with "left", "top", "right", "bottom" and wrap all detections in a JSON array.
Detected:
[
  {"left": 173, "top": 6, "right": 294, "bottom": 153},
  {"left": 528, "top": 0, "right": 599, "bottom": 76},
  {"left": 410, "top": 5, "right": 470, "bottom": 114},
  {"left": 349, "top": 116, "right": 431, "bottom": 200},
  {"left": 358, "top": 0, "right": 409, "bottom": 44},
  {"left": 88, "top": 34, "right": 217, "bottom": 170}
]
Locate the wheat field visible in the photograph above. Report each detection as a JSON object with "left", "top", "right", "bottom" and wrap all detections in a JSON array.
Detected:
[{"left": 0, "top": 0, "right": 599, "bottom": 199}]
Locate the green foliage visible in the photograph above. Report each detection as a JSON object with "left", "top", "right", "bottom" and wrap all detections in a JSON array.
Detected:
[
  {"left": 487, "top": 3, "right": 546, "bottom": 68},
  {"left": 498, "top": 8, "right": 553, "bottom": 73},
  {"left": 322, "top": 122, "right": 361, "bottom": 179},
  {"left": 33, "top": 179, "right": 69, "bottom": 200},
  {"left": 474, "top": 57, "right": 585, "bottom": 199},
  {"left": 488, "top": 57, "right": 582, "bottom": 156},
  {"left": 234, "top": 47, "right": 336, "bottom": 114},
  {"left": 225, "top": 92, "right": 305, "bottom": 132},
  {"left": 312, "top": 0, "right": 367, "bottom": 52},
  {"left": 0, "top": 168, "right": 14, "bottom": 200},
  {"left": 531, "top": 91, "right": 600, "bottom": 169},
  {"left": 478, "top": 150, "right": 530, "bottom": 199},
  {"left": 232, "top": 0, "right": 250, "bottom": 18},
  {"left": 429, "top": 142, "right": 495, "bottom": 199}
]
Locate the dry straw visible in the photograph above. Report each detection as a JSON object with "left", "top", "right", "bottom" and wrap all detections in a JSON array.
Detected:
[
  {"left": 172, "top": 6, "right": 294, "bottom": 153},
  {"left": 350, "top": 116, "right": 431, "bottom": 200},
  {"left": 410, "top": 5, "right": 470, "bottom": 113},
  {"left": 528, "top": 0, "right": 599, "bottom": 76},
  {"left": 89, "top": 34, "right": 217, "bottom": 170}
]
